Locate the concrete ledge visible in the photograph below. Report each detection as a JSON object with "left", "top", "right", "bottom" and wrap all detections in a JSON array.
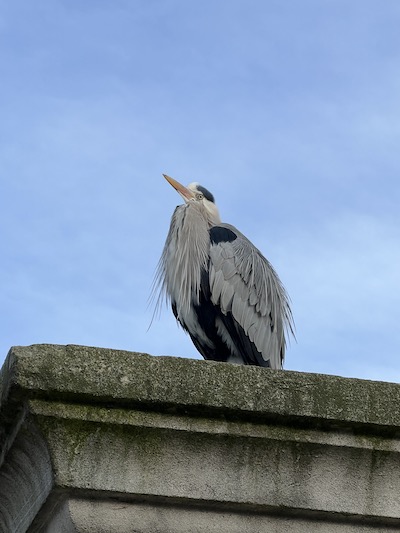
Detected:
[
  {"left": 1, "top": 344, "right": 400, "bottom": 532},
  {"left": 4, "top": 344, "right": 400, "bottom": 432},
  {"left": 41, "top": 498, "right": 400, "bottom": 533}
]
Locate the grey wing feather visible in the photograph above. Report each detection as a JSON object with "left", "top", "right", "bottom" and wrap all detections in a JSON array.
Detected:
[{"left": 209, "top": 223, "right": 294, "bottom": 368}]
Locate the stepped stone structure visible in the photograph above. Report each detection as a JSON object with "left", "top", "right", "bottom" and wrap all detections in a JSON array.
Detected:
[{"left": 0, "top": 344, "right": 400, "bottom": 532}]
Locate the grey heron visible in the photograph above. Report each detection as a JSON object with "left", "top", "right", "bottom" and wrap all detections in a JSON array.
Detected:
[{"left": 155, "top": 174, "right": 294, "bottom": 369}]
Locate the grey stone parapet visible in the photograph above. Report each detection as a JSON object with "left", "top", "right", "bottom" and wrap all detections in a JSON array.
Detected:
[{"left": 0, "top": 344, "right": 400, "bottom": 532}]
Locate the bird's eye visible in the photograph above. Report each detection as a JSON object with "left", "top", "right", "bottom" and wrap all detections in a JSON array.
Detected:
[{"left": 196, "top": 192, "right": 204, "bottom": 200}]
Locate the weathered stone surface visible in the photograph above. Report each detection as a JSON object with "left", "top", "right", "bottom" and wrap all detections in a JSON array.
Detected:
[
  {"left": 0, "top": 344, "right": 400, "bottom": 532},
  {"left": 41, "top": 499, "right": 400, "bottom": 533}
]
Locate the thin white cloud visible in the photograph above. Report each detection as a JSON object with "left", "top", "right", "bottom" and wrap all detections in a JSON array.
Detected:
[{"left": 269, "top": 212, "right": 400, "bottom": 379}]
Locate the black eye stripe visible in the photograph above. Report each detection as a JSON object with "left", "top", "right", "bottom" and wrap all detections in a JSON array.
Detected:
[{"left": 196, "top": 185, "right": 215, "bottom": 203}]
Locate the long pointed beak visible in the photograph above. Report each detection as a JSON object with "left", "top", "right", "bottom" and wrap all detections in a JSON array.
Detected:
[{"left": 163, "top": 174, "right": 195, "bottom": 202}]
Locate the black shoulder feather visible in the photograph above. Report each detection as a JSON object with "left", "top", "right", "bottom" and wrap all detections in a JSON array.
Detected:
[{"left": 209, "top": 226, "right": 237, "bottom": 245}]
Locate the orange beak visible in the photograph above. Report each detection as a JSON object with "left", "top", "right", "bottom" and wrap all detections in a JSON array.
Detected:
[{"left": 163, "top": 174, "right": 195, "bottom": 202}]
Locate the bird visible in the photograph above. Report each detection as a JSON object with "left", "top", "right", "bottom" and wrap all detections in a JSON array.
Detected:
[{"left": 154, "top": 174, "right": 294, "bottom": 369}]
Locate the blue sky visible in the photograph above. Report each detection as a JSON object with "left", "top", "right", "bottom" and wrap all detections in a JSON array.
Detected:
[{"left": 1, "top": 1, "right": 400, "bottom": 381}]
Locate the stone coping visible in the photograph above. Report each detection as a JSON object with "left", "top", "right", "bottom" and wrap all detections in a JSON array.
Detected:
[{"left": 1, "top": 344, "right": 400, "bottom": 436}]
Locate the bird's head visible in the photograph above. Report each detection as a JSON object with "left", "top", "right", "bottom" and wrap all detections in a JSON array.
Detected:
[{"left": 163, "top": 174, "right": 221, "bottom": 225}]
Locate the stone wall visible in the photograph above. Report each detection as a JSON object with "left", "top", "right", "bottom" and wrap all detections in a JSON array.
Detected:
[{"left": 0, "top": 344, "right": 400, "bottom": 532}]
